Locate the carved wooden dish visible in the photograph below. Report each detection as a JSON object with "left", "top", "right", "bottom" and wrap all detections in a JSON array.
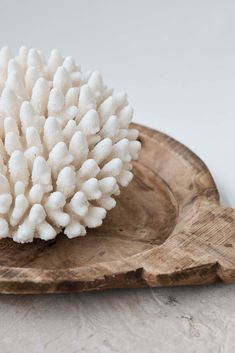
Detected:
[{"left": 0, "top": 123, "right": 234, "bottom": 294}]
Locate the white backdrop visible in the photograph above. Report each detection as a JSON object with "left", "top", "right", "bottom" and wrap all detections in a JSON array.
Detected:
[
  {"left": 0, "top": 1, "right": 235, "bottom": 352},
  {"left": 0, "top": 0, "right": 234, "bottom": 205}
]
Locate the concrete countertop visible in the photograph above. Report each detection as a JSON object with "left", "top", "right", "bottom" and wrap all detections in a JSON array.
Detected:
[{"left": 1, "top": 285, "right": 235, "bottom": 353}]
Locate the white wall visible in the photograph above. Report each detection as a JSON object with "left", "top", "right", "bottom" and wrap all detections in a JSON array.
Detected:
[{"left": 0, "top": 0, "right": 234, "bottom": 205}]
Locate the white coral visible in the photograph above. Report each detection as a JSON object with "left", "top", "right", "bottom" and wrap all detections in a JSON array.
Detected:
[{"left": 0, "top": 46, "right": 141, "bottom": 243}]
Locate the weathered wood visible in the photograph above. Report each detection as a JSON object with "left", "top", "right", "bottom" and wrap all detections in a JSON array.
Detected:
[{"left": 0, "top": 123, "right": 234, "bottom": 294}]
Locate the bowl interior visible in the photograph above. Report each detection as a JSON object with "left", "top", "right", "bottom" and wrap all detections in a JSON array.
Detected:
[{"left": 0, "top": 162, "right": 178, "bottom": 270}]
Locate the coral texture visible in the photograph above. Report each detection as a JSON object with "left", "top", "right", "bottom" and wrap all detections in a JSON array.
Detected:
[{"left": 0, "top": 47, "right": 141, "bottom": 243}]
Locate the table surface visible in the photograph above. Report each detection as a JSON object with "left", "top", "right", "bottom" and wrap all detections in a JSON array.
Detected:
[{"left": 0, "top": 1, "right": 235, "bottom": 352}]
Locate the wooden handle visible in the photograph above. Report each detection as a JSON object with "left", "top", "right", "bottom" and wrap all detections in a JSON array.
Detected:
[{"left": 133, "top": 205, "right": 235, "bottom": 287}]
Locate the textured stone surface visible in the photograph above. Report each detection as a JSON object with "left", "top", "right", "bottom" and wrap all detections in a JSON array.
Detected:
[{"left": 0, "top": 285, "right": 235, "bottom": 353}]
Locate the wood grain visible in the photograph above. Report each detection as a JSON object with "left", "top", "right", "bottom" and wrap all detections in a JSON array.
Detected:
[{"left": 0, "top": 123, "right": 234, "bottom": 294}]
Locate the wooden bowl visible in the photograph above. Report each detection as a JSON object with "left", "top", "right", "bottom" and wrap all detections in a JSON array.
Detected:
[{"left": 0, "top": 123, "right": 234, "bottom": 294}]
